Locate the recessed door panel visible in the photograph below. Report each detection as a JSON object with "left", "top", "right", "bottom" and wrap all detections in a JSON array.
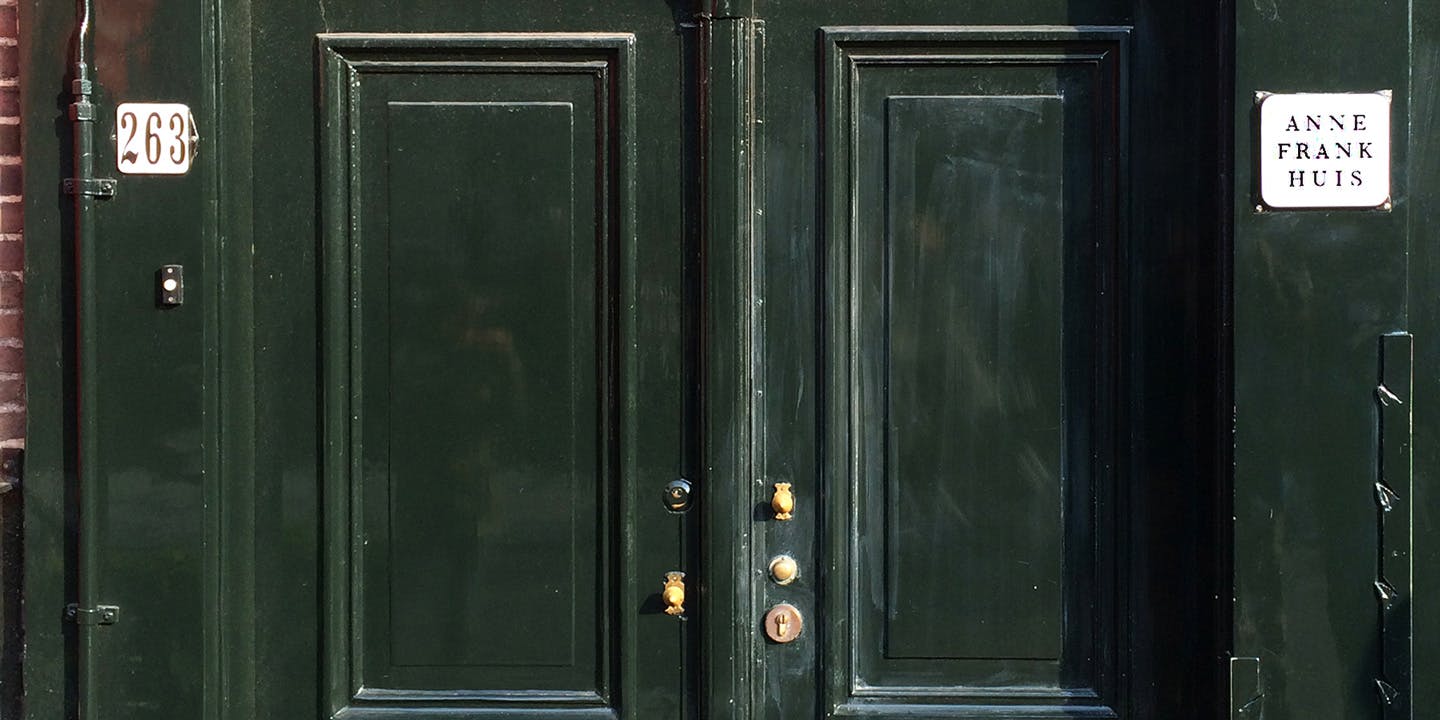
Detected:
[
  {"left": 881, "top": 94, "right": 1065, "bottom": 664},
  {"left": 820, "top": 27, "right": 1126, "bottom": 715},
  {"left": 381, "top": 101, "right": 590, "bottom": 673},
  {"left": 319, "top": 34, "right": 641, "bottom": 715}
]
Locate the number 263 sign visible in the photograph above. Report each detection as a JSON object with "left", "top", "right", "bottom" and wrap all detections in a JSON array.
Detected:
[{"left": 116, "top": 103, "right": 197, "bottom": 175}]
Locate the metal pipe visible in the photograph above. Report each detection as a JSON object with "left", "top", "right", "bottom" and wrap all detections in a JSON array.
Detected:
[{"left": 69, "top": 0, "right": 101, "bottom": 718}]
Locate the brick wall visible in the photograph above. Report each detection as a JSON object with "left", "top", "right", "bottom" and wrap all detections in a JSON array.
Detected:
[{"left": 0, "top": 0, "right": 19, "bottom": 448}]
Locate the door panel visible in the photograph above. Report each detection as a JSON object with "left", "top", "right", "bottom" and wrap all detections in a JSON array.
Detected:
[
  {"left": 319, "top": 35, "right": 634, "bottom": 707},
  {"left": 746, "top": 2, "right": 1227, "bottom": 719},
  {"left": 882, "top": 93, "right": 1066, "bottom": 663},
  {"left": 822, "top": 25, "right": 1123, "bottom": 714},
  {"left": 241, "top": 4, "right": 695, "bottom": 719}
]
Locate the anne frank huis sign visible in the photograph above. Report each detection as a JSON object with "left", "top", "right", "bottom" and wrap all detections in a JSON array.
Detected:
[{"left": 1258, "top": 91, "right": 1392, "bottom": 210}]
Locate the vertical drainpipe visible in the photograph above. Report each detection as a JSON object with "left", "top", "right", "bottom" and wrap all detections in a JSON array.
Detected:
[{"left": 67, "top": 0, "right": 108, "bottom": 717}]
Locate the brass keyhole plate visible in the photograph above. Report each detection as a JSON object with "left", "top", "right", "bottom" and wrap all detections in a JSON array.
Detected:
[{"left": 763, "top": 603, "right": 804, "bottom": 643}]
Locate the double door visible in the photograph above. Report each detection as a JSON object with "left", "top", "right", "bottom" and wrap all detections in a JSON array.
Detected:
[
  {"left": 34, "top": 0, "right": 1233, "bottom": 718},
  {"left": 246, "top": 2, "right": 1226, "bottom": 717}
]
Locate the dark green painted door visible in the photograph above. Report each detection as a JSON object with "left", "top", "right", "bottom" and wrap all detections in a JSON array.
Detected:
[
  {"left": 242, "top": 4, "right": 698, "bottom": 719},
  {"left": 239, "top": 5, "right": 1226, "bottom": 717},
  {"left": 26, "top": 0, "right": 1440, "bottom": 719},
  {"left": 731, "top": 2, "right": 1227, "bottom": 719},
  {"left": 22, "top": 1, "right": 1225, "bottom": 719}
]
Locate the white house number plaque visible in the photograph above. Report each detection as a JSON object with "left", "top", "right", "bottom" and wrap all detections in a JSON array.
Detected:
[
  {"left": 1258, "top": 91, "right": 1391, "bottom": 210},
  {"left": 115, "top": 103, "right": 197, "bottom": 175}
]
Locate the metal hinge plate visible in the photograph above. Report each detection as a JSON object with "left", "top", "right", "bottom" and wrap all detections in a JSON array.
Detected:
[
  {"left": 62, "top": 178, "right": 117, "bottom": 198},
  {"left": 1376, "top": 332, "right": 1414, "bottom": 720},
  {"left": 65, "top": 604, "right": 120, "bottom": 626}
]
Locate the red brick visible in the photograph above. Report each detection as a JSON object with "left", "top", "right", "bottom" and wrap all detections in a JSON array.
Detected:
[
  {"left": 0, "top": 346, "right": 21, "bottom": 373},
  {"left": 0, "top": 241, "right": 18, "bottom": 271},
  {"left": 0, "top": 412, "right": 24, "bottom": 443},
  {"left": 0, "top": 164, "right": 18, "bottom": 196},
  {"left": 0, "top": 201, "right": 18, "bottom": 234},
  {"left": 0, "top": 378, "right": 20, "bottom": 405},
  {"left": 2, "top": 4, "right": 18, "bottom": 440},
  {"left": 1, "top": 3, "right": 17, "bottom": 442},
  {"left": 0, "top": 273, "right": 19, "bottom": 309},
  {"left": 0, "top": 411, "right": 23, "bottom": 442}
]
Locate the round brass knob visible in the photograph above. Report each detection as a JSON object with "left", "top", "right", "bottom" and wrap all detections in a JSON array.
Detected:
[
  {"left": 771, "top": 482, "right": 795, "bottom": 520},
  {"left": 769, "top": 555, "right": 799, "bottom": 585},
  {"left": 662, "top": 572, "right": 686, "bottom": 616},
  {"left": 663, "top": 585, "right": 684, "bottom": 607}
]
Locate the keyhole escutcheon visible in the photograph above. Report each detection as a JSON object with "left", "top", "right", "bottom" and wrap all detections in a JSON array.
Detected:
[{"left": 763, "top": 603, "right": 804, "bottom": 643}]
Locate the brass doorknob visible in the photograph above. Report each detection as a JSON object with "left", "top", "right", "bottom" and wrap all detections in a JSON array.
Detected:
[
  {"left": 663, "top": 572, "right": 686, "bottom": 616},
  {"left": 769, "top": 555, "right": 799, "bottom": 585},
  {"left": 771, "top": 482, "right": 794, "bottom": 520}
]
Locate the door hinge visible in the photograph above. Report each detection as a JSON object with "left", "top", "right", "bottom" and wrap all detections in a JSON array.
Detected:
[
  {"left": 62, "top": 178, "right": 117, "bottom": 198},
  {"left": 65, "top": 604, "right": 120, "bottom": 626},
  {"left": 1229, "top": 657, "right": 1263, "bottom": 720},
  {"left": 1375, "top": 332, "right": 1414, "bottom": 720}
]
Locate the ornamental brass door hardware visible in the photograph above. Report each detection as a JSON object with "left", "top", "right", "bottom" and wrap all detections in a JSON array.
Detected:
[
  {"left": 663, "top": 572, "right": 686, "bottom": 616},
  {"left": 769, "top": 555, "right": 798, "bottom": 585},
  {"left": 771, "top": 482, "right": 794, "bottom": 520},
  {"left": 763, "top": 604, "right": 803, "bottom": 643}
]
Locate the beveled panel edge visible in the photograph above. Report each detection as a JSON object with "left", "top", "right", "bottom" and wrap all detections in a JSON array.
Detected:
[
  {"left": 353, "top": 688, "right": 607, "bottom": 705},
  {"left": 819, "top": 24, "right": 1131, "bottom": 714},
  {"left": 318, "top": 31, "right": 639, "bottom": 53},
  {"left": 850, "top": 686, "right": 1101, "bottom": 701},
  {"left": 819, "top": 24, "right": 1132, "bottom": 44},
  {"left": 317, "top": 32, "right": 636, "bottom": 718},
  {"left": 831, "top": 702, "right": 1118, "bottom": 720},
  {"left": 335, "top": 707, "right": 619, "bottom": 720}
]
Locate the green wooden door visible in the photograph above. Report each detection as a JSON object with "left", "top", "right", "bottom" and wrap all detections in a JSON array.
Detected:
[
  {"left": 245, "top": 5, "right": 1227, "bottom": 717},
  {"left": 24, "top": 1, "right": 1440, "bottom": 719},
  {"left": 19, "top": 1, "right": 1230, "bottom": 719},
  {"left": 244, "top": 3, "right": 699, "bottom": 719},
  {"left": 724, "top": 2, "right": 1228, "bottom": 719}
]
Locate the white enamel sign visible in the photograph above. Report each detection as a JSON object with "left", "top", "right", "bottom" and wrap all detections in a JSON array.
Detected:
[
  {"left": 115, "top": 103, "right": 197, "bottom": 175},
  {"left": 1258, "top": 91, "right": 1391, "bottom": 209}
]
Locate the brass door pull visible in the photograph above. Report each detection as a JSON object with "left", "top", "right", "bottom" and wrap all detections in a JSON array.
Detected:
[
  {"left": 663, "top": 572, "right": 686, "bottom": 616},
  {"left": 771, "top": 482, "right": 795, "bottom": 520}
]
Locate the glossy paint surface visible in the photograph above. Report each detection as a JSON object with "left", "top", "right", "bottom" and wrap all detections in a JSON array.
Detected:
[
  {"left": 1232, "top": 0, "right": 1426, "bottom": 719},
  {"left": 749, "top": 3, "right": 1227, "bottom": 717},
  {"left": 28, "top": 1, "right": 1440, "bottom": 720},
  {"left": 330, "top": 38, "right": 621, "bottom": 698},
  {"left": 301, "top": 18, "right": 693, "bottom": 720},
  {"left": 882, "top": 95, "right": 1066, "bottom": 663},
  {"left": 827, "top": 27, "right": 1123, "bottom": 704}
]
